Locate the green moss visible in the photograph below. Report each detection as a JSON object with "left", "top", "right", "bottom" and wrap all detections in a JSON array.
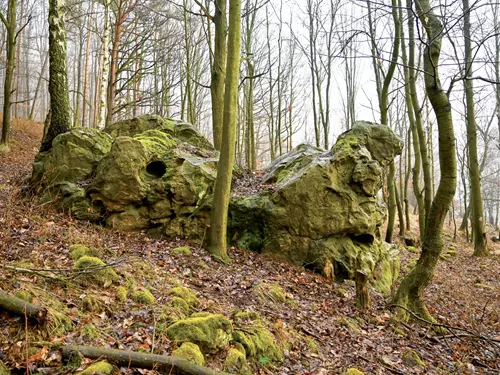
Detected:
[
  {"left": 345, "top": 368, "right": 364, "bottom": 375},
  {"left": 77, "top": 361, "right": 117, "bottom": 375},
  {"left": 15, "top": 290, "right": 33, "bottom": 302},
  {"left": 82, "top": 324, "right": 101, "bottom": 339},
  {"left": 115, "top": 286, "right": 128, "bottom": 303},
  {"left": 0, "top": 361, "right": 11, "bottom": 375},
  {"left": 135, "top": 129, "right": 177, "bottom": 157},
  {"left": 166, "top": 313, "right": 233, "bottom": 350},
  {"left": 337, "top": 316, "right": 360, "bottom": 333},
  {"left": 73, "top": 256, "right": 119, "bottom": 287},
  {"left": 406, "top": 246, "right": 418, "bottom": 253},
  {"left": 172, "top": 342, "right": 204, "bottom": 365},
  {"left": 69, "top": 244, "right": 101, "bottom": 260},
  {"left": 131, "top": 289, "right": 155, "bottom": 305},
  {"left": 169, "top": 286, "right": 200, "bottom": 308},
  {"left": 82, "top": 296, "right": 105, "bottom": 313},
  {"left": 172, "top": 246, "right": 192, "bottom": 256},
  {"left": 402, "top": 349, "right": 425, "bottom": 367},
  {"left": 225, "top": 348, "right": 251, "bottom": 375},
  {"left": 253, "top": 283, "right": 287, "bottom": 303},
  {"left": 232, "top": 311, "right": 283, "bottom": 363},
  {"left": 159, "top": 297, "right": 191, "bottom": 324}
]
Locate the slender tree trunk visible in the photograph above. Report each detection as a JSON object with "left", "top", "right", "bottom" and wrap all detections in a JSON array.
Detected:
[
  {"left": 463, "top": 0, "right": 488, "bottom": 256},
  {"left": 0, "top": 0, "right": 17, "bottom": 152},
  {"left": 97, "top": 1, "right": 110, "bottom": 129},
  {"left": 208, "top": 0, "right": 241, "bottom": 262},
  {"left": 393, "top": 0, "right": 457, "bottom": 322},
  {"left": 82, "top": 0, "right": 95, "bottom": 127}
]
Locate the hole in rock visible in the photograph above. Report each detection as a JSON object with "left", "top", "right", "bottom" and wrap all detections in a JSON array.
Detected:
[
  {"left": 350, "top": 233, "right": 374, "bottom": 244},
  {"left": 146, "top": 160, "right": 167, "bottom": 178}
]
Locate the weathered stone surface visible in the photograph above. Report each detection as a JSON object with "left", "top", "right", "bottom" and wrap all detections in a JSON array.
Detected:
[{"left": 229, "top": 121, "right": 403, "bottom": 294}]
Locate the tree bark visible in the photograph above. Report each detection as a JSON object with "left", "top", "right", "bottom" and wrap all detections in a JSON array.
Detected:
[
  {"left": 61, "top": 345, "right": 233, "bottom": 375},
  {"left": 40, "top": 0, "right": 72, "bottom": 152},
  {"left": 0, "top": 290, "right": 47, "bottom": 324},
  {"left": 393, "top": 0, "right": 457, "bottom": 322},
  {"left": 208, "top": 0, "right": 241, "bottom": 262}
]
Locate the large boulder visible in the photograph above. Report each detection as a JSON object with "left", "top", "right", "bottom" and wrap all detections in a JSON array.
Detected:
[{"left": 229, "top": 121, "right": 403, "bottom": 294}]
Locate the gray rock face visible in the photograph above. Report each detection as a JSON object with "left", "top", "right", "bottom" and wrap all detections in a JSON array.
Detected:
[{"left": 31, "top": 118, "right": 402, "bottom": 294}]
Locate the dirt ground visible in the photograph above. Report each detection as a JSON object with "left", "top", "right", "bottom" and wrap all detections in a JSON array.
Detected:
[{"left": 0, "top": 120, "right": 498, "bottom": 374}]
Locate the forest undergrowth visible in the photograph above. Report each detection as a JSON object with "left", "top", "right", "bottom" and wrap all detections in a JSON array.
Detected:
[{"left": 0, "top": 119, "right": 498, "bottom": 374}]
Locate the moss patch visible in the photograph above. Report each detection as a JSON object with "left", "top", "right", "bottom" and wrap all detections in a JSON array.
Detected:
[
  {"left": 115, "top": 286, "right": 128, "bottom": 303},
  {"left": 77, "top": 360, "right": 117, "bottom": 375},
  {"left": 172, "top": 246, "right": 192, "bottom": 256},
  {"left": 73, "top": 256, "right": 118, "bottom": 287},
  {"left": 172, "top": 342, "right": 204, "bottom": 365},
  {"left": 169, "top": 286, "right": 200, "bottom": 309},
  {"left": 0, "top": 360, "right": 11, "bottom": 375},
  {"left": 82, "top": 295, "right": 105, "bottom": 313},
  {"left": 15, "top": 290, "right": 33, "bottom": 302},
  {"left": 345, "top": 368, "right": 364, "bottom": 375},
  {"left": 225, "top": 348, "right": 251, "bottom": 375},
  {"left": 166, "top": 313, "right": 233, "bottom": 350},
  {"left": 131, "top": 289, "right": 155, "bottom": 305},
  {"left": 253, "top": 283, "right": 287, "bottom": 304},
  {"left": 232, "top": 311, "right": 283, "bottom": 363},
  {"left": 69, "top": 244, "right": 101, "bottom": 260},
  {"left": 402, "top": 349, "right": 425, "bottom": 367}
]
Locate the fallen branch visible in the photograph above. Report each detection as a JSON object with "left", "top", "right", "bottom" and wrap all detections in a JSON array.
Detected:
[
  {"left": 0, "top": 290, "right": 47, "bottom": 324},
  {"left": 61, "top": 345, "right": 234, "bottom": 375}
]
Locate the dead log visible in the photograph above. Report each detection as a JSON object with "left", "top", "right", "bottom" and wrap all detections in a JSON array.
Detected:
[
  {"left": 61, "top": 345, "right": 234, "bottom": 375},
  {"left": 0, "top": 290, "right": 47, "bottom": 324}
]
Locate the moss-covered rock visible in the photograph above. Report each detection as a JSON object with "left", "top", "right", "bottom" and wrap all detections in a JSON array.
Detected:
[
  {"left": 232, "top": 311, "right": 283, "bottom": 363},
  {"left": 172, "top": 342, "right": 204, "bottom": 365},
  {"left": 166, "top": 313, "right": 233, "bottom": 350},
  {"left": 169, "top": 286, "right": 200, "bottom": 309},
  {"left": 229, "top": 121, "right": 402, "bottom": 295},
  {"left": 73, "top": 256, "right": 118, "bottom": 287},
  {"left": 131, "top": 289, "right": 155, "bottom": 305},
  {"left": 115, "top": 286, "right": 128, "bottom": 303},
  {"left": 77, "top": 360, "right": 117, "bottom": 375},
  {"left": 402, "top": 349, "right": 425, "bottom": 367},
  {"left": 225, "top": 348, "right": 251, "bottom": 374},
  {"left": 69, "top": 244, "right": 100, "bottom": 260},
  {"left": 172, "top": 246, "right": 192, "bottom": 256}
]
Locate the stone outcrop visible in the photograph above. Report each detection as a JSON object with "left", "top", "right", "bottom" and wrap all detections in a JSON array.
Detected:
[{"left": 31, "top": 117, "right": 402, "bottom": 293}]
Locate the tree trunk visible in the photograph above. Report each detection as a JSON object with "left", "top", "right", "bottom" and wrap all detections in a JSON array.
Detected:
[
  {"left": 41, "top": 0, "right": 72, "bottom": 152},
  {"left": 61, "top": 345, "right": 232, "bottom": 375},
  {"left": 208, "top": 0, "right": 241, "bottom": 263},
  {"left": 393, "top": 0, "right": 457, "bottom": 322},
  {"left": 463, "top": 0, "right": 488, "bottom": 256},
  {"left": 0, "top": 0, "right": 17, "bottom": 152},
  {"left": 81, "top": 0, "right": 95, "bottom": 127},
  {"left": 97, "top": 1, "right": 110, "bottom": 129}
]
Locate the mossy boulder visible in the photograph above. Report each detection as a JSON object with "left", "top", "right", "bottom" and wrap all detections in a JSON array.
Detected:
[
  {"left": 232, "top": 311, "right": 283, "bottom": 363},
  {"left": 169, "top": 286, "right": 200, "bottom": 309},
  {"left": 115, "top": 286, "right": 128, "bottom": 303},
  {"left": 77, "top": 361, "right": 118, "bottom": 375},
  {"left": 131, "top": 289, "right": 155, "bottom": 305},
  {"left": 172, "top": 342, "right": 204, "bottom": 365},
  {"left": 69, "top": 244, "right": 100, "bottom": 260},
  {"left": 73, "top": 256, "right": 119, "bottom": 287},
  {"left": 166, "top": 313, "right": 233, "bottom": 350},
  {"left": 225, "top": 348, "right": 251, "bottom": 374},
  {"left": 229, "top": 121, "right": 402, "bottom": 295}
]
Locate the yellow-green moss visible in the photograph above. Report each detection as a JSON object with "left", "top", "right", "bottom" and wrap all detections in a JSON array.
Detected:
[
  {"left": 82, "top": 324, "right": 101, "bottom": 339},
  {"left": 131, "top": 289, "right": 155, "bottom": 305},
  {"left": 159, "top": 297, "right": 191, "bottom": 324},
  {"left": 82, "top": 296, "right": 105, "bottom": 313},
  {"left": 166, "top": 313, "right": 233, "bottom": 350},
  {"left": 15, "top": 290, "right": 33, "bottom": 302},
  {"left": 77, "top": 361, "right": 117, "bottom": 375},
  {"left": 225, "top": 348, "right": 251, "bottom": 374},
  {"left": 253, "top": 283, "right": 287, "bottom": 303},
  {"left": 345, "top": 368, "right": 364, "bottom": 375},
  {"left": 402, "top": 349, "right": 425, "bottom": 367},
  {"left": 115, "top": 286, "right": 128, "bottom": 303},
  {"left": 337, "top": 316, "right": 360, "bottom": 333},
  {"left": 406, "top": 246, "right": 418, "bottom": 253},
  {"left": 69, "top": 244, "right": 100, "bottom": 260},
  {"left": 172, "top": 246, "right": 192, "bottom": 256},
  {"left": 232, "top": 311, "right": 283, "bottom": 363},
  {"left": 0, "top": 361, "right": 11, "bottom": 375},
  {"left": 172, "top": 342, "right": 204, "bottom": 365},
  {"left": 73, "top": 256, "right": 118, "bottom": 287},
  {"left": 169, "top": 286, "right": 200, "bottom": 309}
]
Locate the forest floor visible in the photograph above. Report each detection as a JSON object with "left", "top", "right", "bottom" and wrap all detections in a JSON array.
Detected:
[{"left": 0, "top": 119, "right": 499, "bottom": 375}]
